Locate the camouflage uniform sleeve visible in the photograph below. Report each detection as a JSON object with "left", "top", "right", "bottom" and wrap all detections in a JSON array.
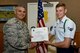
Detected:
[
  {"left": 25, "top": 26, "right": 31, "bottom": 46},
  {"left": 3, "top": 23, "right": 30, "bottom": 50}
]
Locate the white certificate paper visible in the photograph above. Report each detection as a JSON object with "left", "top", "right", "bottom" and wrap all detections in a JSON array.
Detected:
[{"left": 31, "top": 27, "right": 49, "bottom": 42}]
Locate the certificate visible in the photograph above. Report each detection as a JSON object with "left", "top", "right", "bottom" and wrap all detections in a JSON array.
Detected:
[{"left": 31, "top": 27, "right": 49, "bottom": 42}]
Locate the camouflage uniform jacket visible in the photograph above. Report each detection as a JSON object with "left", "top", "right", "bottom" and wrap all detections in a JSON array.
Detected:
[{"left": 3, "top": 18, "right": 30, "bottom": 53}]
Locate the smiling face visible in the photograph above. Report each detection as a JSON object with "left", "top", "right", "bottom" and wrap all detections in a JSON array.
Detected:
[
  {"left": 14, "top": 6, "right": 26, "bottom": 20},
  {"left": 56, "top": 6, "right": 67, "bottom": 19},
  {"left": 56, "top": 3, "right": 67, "bottom": 20}
]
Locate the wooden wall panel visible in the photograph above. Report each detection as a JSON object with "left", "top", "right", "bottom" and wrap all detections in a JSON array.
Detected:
[
  {"left": 74, "top": 32, "right": 80, "bottom": 48},
  {"left": 0, "top": 30, "right": 3, "bottom": 53}
]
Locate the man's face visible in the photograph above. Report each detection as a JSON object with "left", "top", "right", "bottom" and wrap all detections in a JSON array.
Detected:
[
  {"left": 56, "top": 6, "right": 67, "bottom": 19},
  {"left": 14, "top": 7, "right": 26, "bottom": 20}
]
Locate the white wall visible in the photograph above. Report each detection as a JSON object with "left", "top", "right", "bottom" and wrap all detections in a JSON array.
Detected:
[{"left": 27, "top": 2, "right": 58, "bottom": 31}]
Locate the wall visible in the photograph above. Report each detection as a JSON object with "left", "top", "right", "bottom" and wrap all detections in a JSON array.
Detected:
[
  {"left": 0, "top": 0, "right": 80, "bottom": 53},
  {"left": 59, "top": 0, "right": 80, "bottom": 32},
  {"left": 0, "top": 24, "right": 4, "bottom": 53},
  {"left": 26, "top": 0, "right": 80, "bottom": 32},
  {"left": 0, "top": 0, "right": 80, "bottom": 33},
  {"left": 27, "top": 2, "right": 58, "bottom": 30}
]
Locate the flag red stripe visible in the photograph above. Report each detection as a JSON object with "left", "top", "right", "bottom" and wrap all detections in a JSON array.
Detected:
[
  {"left": 37, "top": 43, "right": 47, "bottom": 53},
  {"left": 38, "top": 18, "right": 45, "bottom": 27},
  {"left": 41, "top": 43, "right": 46, "bottom": 53},
  {"left": 43, "top": 43, "right": 47, "bottom": 53},
  {"left": 37, "top": 47, "right": 41, "bottom": 53},
  {"left": 38, "top": 22, "right": 41, "bottom": 27},
  {"left": 41, "top": 18, "right": 45, "bottom": 27},
  {"left": 39, "top": 44, "right": 45, "bottom": 53}
]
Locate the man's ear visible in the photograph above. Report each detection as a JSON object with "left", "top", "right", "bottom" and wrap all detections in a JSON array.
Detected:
[
  {"left": 14, "top": 10, "right": 16, "bottom": 15},
  {"left": 65, "top": 9, "right": 67, "bottom": 13}
]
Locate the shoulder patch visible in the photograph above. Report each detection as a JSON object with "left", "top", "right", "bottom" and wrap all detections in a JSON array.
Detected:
[
  {"left": 68, "top": 27, "right": 73, "bottom": 31},
  {"left": 54, "top": 26, "right": 56, "bottom": 28}
]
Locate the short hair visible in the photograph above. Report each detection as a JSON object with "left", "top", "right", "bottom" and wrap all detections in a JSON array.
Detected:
[
  {"left": 16, "top": 5, "right": 26, "bottom": 8},
  {"left": 14, "top": 5, "right": 26, "bottom": 11},
  {"left": 56, "top": 3, "right": 66, "bottom": 9}
]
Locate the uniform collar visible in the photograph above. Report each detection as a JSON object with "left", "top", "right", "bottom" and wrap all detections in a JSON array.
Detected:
[
  {"left": 57, "top": 15, "right": 68, "bottom": 24},
  {"left": 61, "top": 15, "right": 68, "bottom": 23}
]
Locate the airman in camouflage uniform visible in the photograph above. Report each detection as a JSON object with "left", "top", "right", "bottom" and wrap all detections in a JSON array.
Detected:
[{"left": 3, "top": 6, "right": 30, "bottom": 53}]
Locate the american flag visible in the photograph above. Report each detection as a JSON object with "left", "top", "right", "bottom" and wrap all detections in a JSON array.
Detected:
[
  {"left": 36, "top": 0, "right": 48, "bottom": 53},
  {"left": 37, "top": 0, "right": 45, "bottom": 27}
]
